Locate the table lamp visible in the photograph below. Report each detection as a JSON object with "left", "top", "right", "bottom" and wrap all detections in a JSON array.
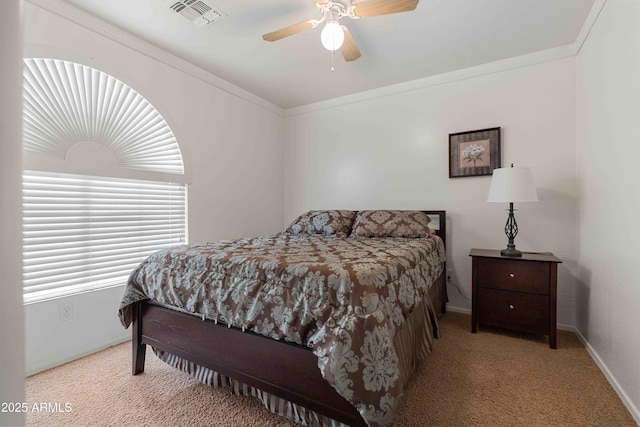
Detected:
[{"left": 487, "top": 164, "right": 538, "bottom": 257}]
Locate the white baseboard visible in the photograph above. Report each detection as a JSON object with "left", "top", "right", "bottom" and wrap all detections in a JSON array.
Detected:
[
  {"left": 444, "top": 305, "right": 639, "bottom": 424},
  {"left": 444, "top": 305, "right": 471, "bottom": 315},
  {"left": 572, "top": 328, "right": 640, "bottom": 425},
  {"left": 28, "top": 308, "right": 640, "bottom": 425},
  {"left": 27, "top": 336, "right": 130, "bottom": 376}
]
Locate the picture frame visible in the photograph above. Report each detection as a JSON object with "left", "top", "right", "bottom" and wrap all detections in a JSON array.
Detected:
[{"left": 449, "top": 127, "right": 501, "bottom": 178}]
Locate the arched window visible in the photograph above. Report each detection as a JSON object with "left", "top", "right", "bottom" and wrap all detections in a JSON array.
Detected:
[{"left": 22, "top": 58, "right": 188, "bottom": 303}]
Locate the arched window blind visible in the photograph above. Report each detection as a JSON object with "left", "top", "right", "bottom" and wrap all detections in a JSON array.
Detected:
[
  {"left": 22, "top": 58, "right": 187, "bottom": 303},
  {"left": 23, "top": 58, "right": 184, "bottom": 175}
]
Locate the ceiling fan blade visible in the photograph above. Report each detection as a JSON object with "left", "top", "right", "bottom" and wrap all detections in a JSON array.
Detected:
[
  {"left": 262, "top": 20, "right": 316, "bottom": 42},
  {"left": 352, "top": 0, "right": 419, "bottom": 18},
  {"left": 341, "top": 26, "right": 361, "bottom": 62}
]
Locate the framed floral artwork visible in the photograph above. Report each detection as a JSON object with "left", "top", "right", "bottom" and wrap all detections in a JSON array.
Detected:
[{"left": 449, "top": 127, "right": 501, "bottom": 178}]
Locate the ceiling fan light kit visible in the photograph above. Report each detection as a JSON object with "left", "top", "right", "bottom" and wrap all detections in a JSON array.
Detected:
[
  {"left": 262, "top": 0, "right": 419, "bottom": 63},
  {"left": 321, "top": 20, "right": 345, "bottom": 51}
]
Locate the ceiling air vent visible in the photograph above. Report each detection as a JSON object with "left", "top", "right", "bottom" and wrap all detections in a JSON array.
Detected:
[{"left": 169, "top": 0, "right": 226, "bottom": 27}]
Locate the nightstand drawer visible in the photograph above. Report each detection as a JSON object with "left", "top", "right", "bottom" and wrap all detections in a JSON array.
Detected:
[
  {"left": 478, "top": 288, "right": 549, "bottom": 335},
  {"left": 477, "top": 257, "right": 549, "bottom": 295}
]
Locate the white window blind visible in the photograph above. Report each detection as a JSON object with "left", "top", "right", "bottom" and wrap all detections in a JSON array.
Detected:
[
  {"left": 23, "top": 58, "right": 185, "bottom": 175},
  {"left": 23, "top": 170, "right": 187, "bottom": 303}
]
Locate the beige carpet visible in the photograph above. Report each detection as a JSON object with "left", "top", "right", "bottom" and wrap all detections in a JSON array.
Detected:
[{"left": 26, "top": 312, "right": 636, "bottom": 427}]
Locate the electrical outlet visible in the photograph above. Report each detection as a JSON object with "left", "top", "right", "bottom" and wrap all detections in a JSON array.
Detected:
[
  {"left": 59, "top": 302, "right": 73, "bottom": 322},
  {"left": 446, "top": 269, "right": 455, "bottom": 283}
]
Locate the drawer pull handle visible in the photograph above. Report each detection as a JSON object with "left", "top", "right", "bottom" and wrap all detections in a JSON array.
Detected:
[
  {"left": 509, "top": 304, "right": 514, "bottom": 310},
  {"left": 509, "top": 273, "right": 515, "bottom": 278}
]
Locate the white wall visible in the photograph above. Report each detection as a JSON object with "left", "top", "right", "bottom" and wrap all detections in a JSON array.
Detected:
[
  {"left": 15, "top": 0, "right": 640, "bottom": 423},
  {"left": 284, "top": 57, "right": 578, "bottom": 326},
  {"left": 23, "top": 1, "right": 284, "bottom": 374},
  {"left": 0, "top": 1, "right": 25, "bottom": 425},
  {"left": 576, "top": 0, "right": 640, "bottom": 421}
]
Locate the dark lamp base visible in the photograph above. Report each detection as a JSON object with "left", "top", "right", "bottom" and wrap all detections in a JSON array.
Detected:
[{"left": 501, "top": 247, "right": 523, "bottom": 257}]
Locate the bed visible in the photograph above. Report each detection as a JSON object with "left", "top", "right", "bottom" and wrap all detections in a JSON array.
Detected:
[{"left": 119, "top": 210, "right": 447, "bottom": 427}]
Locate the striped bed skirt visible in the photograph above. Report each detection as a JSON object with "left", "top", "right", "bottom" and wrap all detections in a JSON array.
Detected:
[{"left": 152, "top": 295, "right": 440, "bottom": 427}]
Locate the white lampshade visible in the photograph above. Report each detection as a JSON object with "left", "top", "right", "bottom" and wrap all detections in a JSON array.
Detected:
[
  {"left": 487, "top": 166, "right": 538, "bottom": 203},
  {"left": 321, "top": 20, "right": 344, "bottom": 51}
]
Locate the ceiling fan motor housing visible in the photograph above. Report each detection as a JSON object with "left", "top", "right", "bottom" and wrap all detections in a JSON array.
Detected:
[
  {"left": 315, "top": 1, "right": 360, "bottom": 21},
  {"left": 262, "top": 0, "right": 419, "bottom": 62}
]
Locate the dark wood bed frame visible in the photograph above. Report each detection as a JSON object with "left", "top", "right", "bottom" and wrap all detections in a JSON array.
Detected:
[{"left": 131, "top": 210, "right": 447, "bottom": 427}]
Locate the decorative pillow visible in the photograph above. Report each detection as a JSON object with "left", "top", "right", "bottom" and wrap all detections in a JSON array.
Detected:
[
  {"left": 351, "top": 210, "right": 432, "bottom": 238},
  {"left": 285, "top": 210, "right": 356, "bottom": 237}
]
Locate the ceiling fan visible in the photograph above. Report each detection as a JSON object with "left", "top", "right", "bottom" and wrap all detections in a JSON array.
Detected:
[{"left": 262, "top": 0, "right": 420, "bottom": 62}]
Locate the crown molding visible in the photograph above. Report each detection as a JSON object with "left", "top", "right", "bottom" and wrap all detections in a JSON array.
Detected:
[
  {"left": 284, "top": 44, "right": 576, "bottom": 117},
  {"left": 25, "top": 0, "right": 284, "bottom": 117},
  {"left": 284, "top": 0, "right": 608, "bottom": 117},
  {"left": 26, "top": 0, "right": 607, "bottom": 118},
  {"left": 573, "top": 0, "right": 607, "bottom": 55}
]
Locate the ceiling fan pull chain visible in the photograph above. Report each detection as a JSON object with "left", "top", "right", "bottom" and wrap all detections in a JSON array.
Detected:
[
  {"left": 331, "top": 49, "right": 335, "bottom": 72},
  {"left": 262, "top": 0, "right": 420, "bottom": 66}
]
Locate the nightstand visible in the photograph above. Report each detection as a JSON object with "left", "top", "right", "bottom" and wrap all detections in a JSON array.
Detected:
[{"left": 469, "top": 248, "right": 562, "bottom": 348}]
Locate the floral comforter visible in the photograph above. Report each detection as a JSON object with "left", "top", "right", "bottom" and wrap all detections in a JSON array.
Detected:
[{"left": 118, "top": 233, "right": 445, "bottom": 427}]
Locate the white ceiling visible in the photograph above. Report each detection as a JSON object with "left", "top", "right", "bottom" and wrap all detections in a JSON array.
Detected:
[{"left": 59, "top": 0, "right": 596, "bottom": 109}]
